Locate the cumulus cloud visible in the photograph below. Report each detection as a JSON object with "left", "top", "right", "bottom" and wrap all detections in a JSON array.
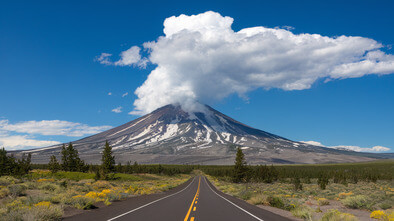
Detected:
[
  {"left": 0, "top": 135, "right": 60, "bottom": 150},
  {"left": 112, "top": 106, "right": 123, "bottom": 113},
  {"left": 122, "top": 92, "right": 128, "bottom": 97},
  {"left": 0, "top": 120, "right": 112, "bottom": 137},
  {"left": 95, "top": 46, "right": 148, "bottom": 68},
  {"left": 105, "top": 11, "right": 394, "bottom": 114},
  {"left": 301, "top": 141, "right": 391, "bottom": 152}
]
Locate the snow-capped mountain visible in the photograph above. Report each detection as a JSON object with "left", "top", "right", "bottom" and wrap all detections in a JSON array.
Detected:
[{"left": 22, "top": 104, "right": 390, "bottom": 164}]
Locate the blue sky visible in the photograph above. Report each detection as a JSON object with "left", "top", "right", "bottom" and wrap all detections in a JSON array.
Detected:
[{"left": 0, "top": 0, "right": 393, "bottom": 152}]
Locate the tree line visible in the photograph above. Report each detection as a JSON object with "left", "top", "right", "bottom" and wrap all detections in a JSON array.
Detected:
[
  {"left": 0, "top": 148, "right": 32, "bottom": 176},
  {"left": 202, "top": 147, "right": 393, "bottom": 190}
]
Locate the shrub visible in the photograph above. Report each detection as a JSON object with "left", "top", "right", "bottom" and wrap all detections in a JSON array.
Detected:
[
  {"left": 0, "top": 176, "right": 19, "bottom": 186},
  {"left": 24, "top": 203, "right": 63, "bottom": 221},
  {"left": 39, "top": 183, "right": 59, "bottom": 192},
  {"left": 318, "top": 198, "right": 330, "bottom": 206},
  {"left": 70, "top": 195, "right": 96, "bottom": 210},
  {"left": 248, "top": 194, "right": 269, "bottom": 205},
  {"left": 291, "top": 205, "right": 312, "bottom": 220},
  {"left": 321, "top": 209, "right": 357, "bottom": 221},
  {"left": 379, "top": 202, "right": 392, "bottom": 210},
  {"left": 341, "top": 195, "right": 371, "bottom": 209},
  {"left": 370, "top": 210, "right": 387, "bottom": 220},
  {"left": 8, "top": 184, "right": 26, "bottom": 197},
  {"left": 0, "top": 187, "right": 10, "bottom": 198},
  {"left": 91, "top": 180, "right": 112, "bottom": 190},
  {"left": 238, "top": 189, "right": 252, "bottom": 200},
  {"left": 268, "top": 196, "right": 284, "bottom": 209}
]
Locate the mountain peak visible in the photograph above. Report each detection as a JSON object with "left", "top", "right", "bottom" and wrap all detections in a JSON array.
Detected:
[{"left": 23, "top": 104, "right": 384, "bottom": 165}]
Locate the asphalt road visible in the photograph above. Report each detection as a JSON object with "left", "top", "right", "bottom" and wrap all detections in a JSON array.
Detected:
[{"left": 65, "top": 176, "right": 290, "bottom": 221}]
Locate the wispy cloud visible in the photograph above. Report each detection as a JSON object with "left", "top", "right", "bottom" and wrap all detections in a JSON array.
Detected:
[
  {"left": 95, "top": 46, "right": 148, "bottom": 68},
  {"left": 0, "top": 119, "right": 113, "bottom": 150},
  {"left": 0, "top": 135, "right": 60, "bottom": 150},
  {"left": 301, "top": 140, "right": 391, "bottom": 152},
  {"left": 108, "top": 92, "right": 112, "bottom": 96},
  {"left": 122, "top": 92, "right": 128, "bottom": 97},
  {"left": 111, "top": 106, "right": 123, "bottom": 113},
  {"left": 95, "top": 53, "right": 112, "bottom": 65},
  {"left": 0, "top": 119, "right": 112, "bottom": 137}
]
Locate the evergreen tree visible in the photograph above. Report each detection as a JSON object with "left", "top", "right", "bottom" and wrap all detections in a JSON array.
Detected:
[
  {"left": 0, "top": 148, "right": 16, "bottom": 175},
  {"left": 67, "top": 143, "right": 78, "bottom": 171},
  {"left": 61, "top": 143, "right": 83, "bottom": 172},
  {"left": 292, "top": 177, "right": 303, "bottom": 191},
  {"left": 318, "top": 174, "right": 329, "bottom": 190},
  {"left": 16, "top": 153, "right": 32, "bottom": 175},
  {"left": 233, "top": 147, "right": 248, "bottom": 183},
  {"left": 48, "top": 155, "right": 60, "bottom": 173},
  {"left": 101, "top": 141, "right": 115, "bottom": 173},
  {"left": 126, "top": 161, "right": 132, "bottom": 174},
  {"left": 61, "top": 144, "right": 68, "bottom": 171}
]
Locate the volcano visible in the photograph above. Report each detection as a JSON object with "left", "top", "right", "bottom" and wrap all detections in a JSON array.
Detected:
[{"left": 22, "top": 104, "right": 391, "bottom": 164}]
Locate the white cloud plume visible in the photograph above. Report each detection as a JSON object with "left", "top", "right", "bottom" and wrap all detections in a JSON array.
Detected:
[
  {"left": 112, "top": 106, "right": 123, "bottom": 113},
  {"left": 0, "top": 120, "right": 112, "bottom": 137},
  {"left": 0, "top": 135, "right": 60, "bottom": 150},
  {"left": 122, "top": 92, "right": 128, "bottom": 97},
  {"left": 301, "top": 141, "right": 391, "bottom": 152},
  {"left": 114, "top": 11, "right": 394, "bottom": 114}
]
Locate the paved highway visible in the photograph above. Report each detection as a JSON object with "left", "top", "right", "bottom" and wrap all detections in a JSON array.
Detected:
[{"left": 66, "top": 176, "right": 290, "bottom": 221}]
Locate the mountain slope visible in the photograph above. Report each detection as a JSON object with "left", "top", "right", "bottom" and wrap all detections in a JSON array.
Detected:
[{"left": 22, "top": 104, "right": 390, "bottom": 164}]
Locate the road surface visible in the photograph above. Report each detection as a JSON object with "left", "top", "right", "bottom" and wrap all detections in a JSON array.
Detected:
[{"left": 65, "top": 176, "right": 290, "bottom": 221}]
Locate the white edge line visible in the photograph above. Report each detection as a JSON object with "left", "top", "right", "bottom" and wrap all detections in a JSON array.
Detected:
[
  {"left": 204, "top": 177, "right": 264, "bottom": 221},
  {"left": 107, "top": 177, "right": 196, "bottom": 221}
]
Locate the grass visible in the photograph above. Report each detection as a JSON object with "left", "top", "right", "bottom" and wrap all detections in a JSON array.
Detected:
[
  {"left": 0, "top": 170, "right": 191, "bottom": 219},
  {"left": 207, "top": 175, "right": 394, "bottom": 220}
]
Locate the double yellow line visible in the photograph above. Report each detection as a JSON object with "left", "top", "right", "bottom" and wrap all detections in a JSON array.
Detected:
[{"left": 184, "top": 177, "right": 201, "bottom": 221}]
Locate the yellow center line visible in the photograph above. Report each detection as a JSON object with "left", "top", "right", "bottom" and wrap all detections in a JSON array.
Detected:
[
  {"left": 184, "top": 177, "right": 200, "bottom": 221},
  {"left": 193, "top": 207, "right": 196, "bottom": 211}
]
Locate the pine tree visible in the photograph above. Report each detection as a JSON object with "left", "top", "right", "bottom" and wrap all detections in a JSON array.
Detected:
[
  {"left": 61, "top": 143, "right": 83, "bottom": 172},
  {"left": 233, "top": 147, "right": 247, "bottom": 183},
  {"left": 61, "top": 144, "right": 69, "bottom": 171},
  {"left": 67, "top": 143, "right": 78, "bottom": 171},
  {"left": 318, "top": 174, "right": 329, "bottom": 190},
  {"left": 101, "top": 141, "right": 115, "bottom": 173},
  {"left": 16, "top": 153, "right": 32, "bottom": 175},
  {"left": 0, "top": 148, "right": 16, "bottom": 175},
  {"left": 133, "top": 161, "right": 140, "bottom": 174},
  {"left": 48, "top": 155, "right": 60, "bottom": 173}
]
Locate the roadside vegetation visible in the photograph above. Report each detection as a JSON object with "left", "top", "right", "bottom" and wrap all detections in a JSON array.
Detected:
[
  {"left": 204, "top": 148, "right": 394, "bottom": 221},
  {"left": 1, "top": 144, "right": 393, "bottom": 220},
  {"left": 0, "top": 143, "right": 191, "bottom": 220}
]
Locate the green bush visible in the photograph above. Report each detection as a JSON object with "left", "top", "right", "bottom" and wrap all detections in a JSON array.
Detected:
[
  {"left": 24, "top": 205, "right": 63, "bottom": 221},
  {"left": 0, "top": 187, "right": 10, "bottom": 198},
  {"left": 248, "top": 194, "right": 269, "bottom": 205},
  {"left": 38, "top": 183, "right": 59, "bottom": 192},
  {"left": 341, "top": 195, "right": 371, "bottom": 209},
  {"left": 321, "top": 209, "right": 357, "bottom": 221},
  {"left": 0, "top": 176, "right": 19, "bottom": 186},
  {"left": 379, "top": 202, "right": 392, "bottom": 210},
  {"left": 8, "top": 184, "right": 26, "bottom": 197},
  {"left": 268, "top": 196, "right": 284, "bottom": 209},
  {"left": 69, "top": 196, "right": 96, "bottom": 210},
  {"left": 291, "top": 205, "right": 312, "bottom": 220},
  {"left": 318, "top": 198, "right": 330, "bottom": 206}
]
